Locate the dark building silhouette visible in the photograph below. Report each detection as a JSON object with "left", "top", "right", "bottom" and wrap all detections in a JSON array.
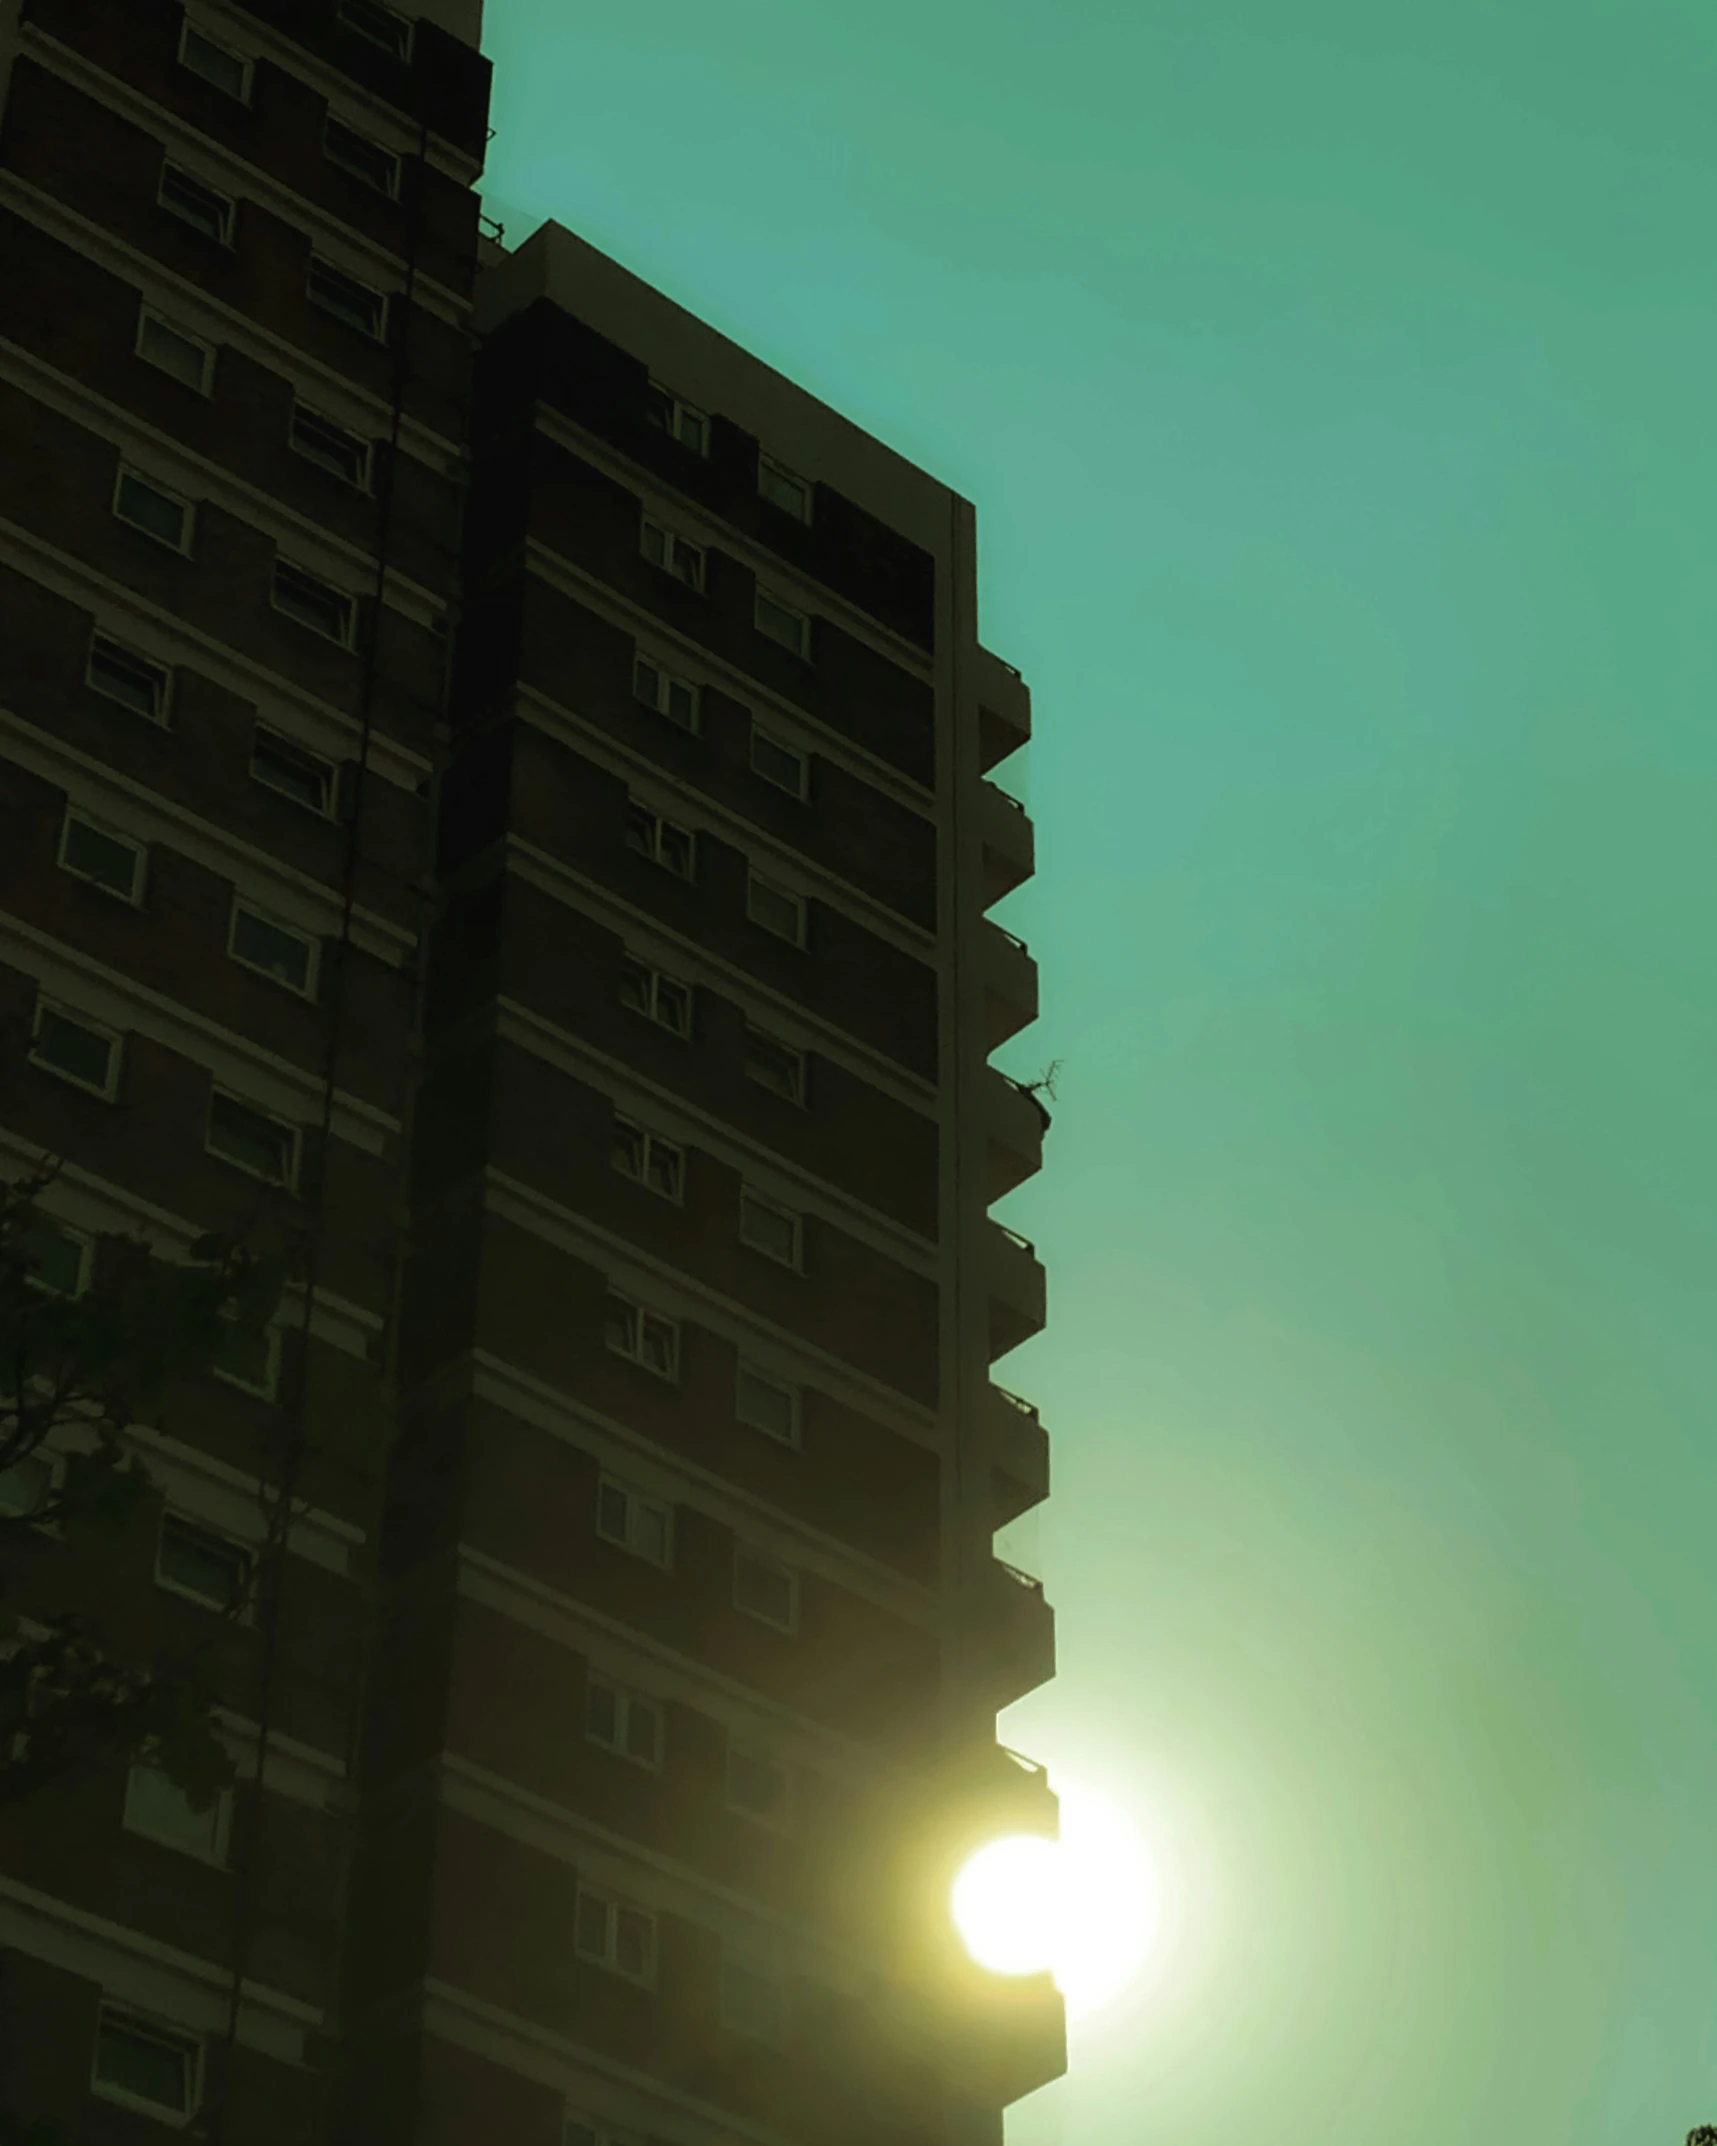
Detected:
[{"left": 0, "top": 3, "right": 1059, "bottom": 2143}]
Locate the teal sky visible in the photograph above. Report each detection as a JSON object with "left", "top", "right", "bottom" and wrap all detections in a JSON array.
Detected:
[{"left": 479, "top": 3, "right": 1717, "bottom": 2138}]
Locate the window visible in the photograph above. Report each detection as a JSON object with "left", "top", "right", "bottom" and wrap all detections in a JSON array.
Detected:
[
  {"left": 618, "top": 956, "right": 691, "bottom": 1037},
  {"left": 338, "top": 0, "right": 413, "bottom": 60},
  {"left": 251, "top": 728, "right": 337, "bottom": 816},
  {"left": 574, "top": 1887, "right": 656, "bottom": 1984},
  {"left": 734, "top": 1548, "right": 799, "bottom": 1634},
  {"left": 158, "top": 162, "right": 234, "bottom": 244},
  {"left": 611, "top": 1116, "right": 684, "bottom": 1202},
  {"left": 585, "top": 1675, "right": 663, "bottom": 1769},
  {"left": 323, "top": 114, "right": 400, "bottom": 196},
  {"left": 289, "top": 402, "right": 371, "bottom": 488},
  {"left": 726, "top": 1745, "right": 792, "bottom": 1828},
  {"left": 124, "top": 1763, "right": 229, "bottom": 1861},
  {"left": 206, "top": 1090, "right": 297, "bottom": 1186},
  {"left": 306, "top": 255, "right": 387, "bottom": 339},
  {"left": 640, "top": 517, "right": 704, "bottom": 591},
  {"left": 720, "top": 1959, "right": 789, "bottom": 2046},
  {"left": 58, "top": 810, "right": 145, "bottom": 902},
  {"left": 114, "top": 467, "right": 192, "bottom": 553},
  {"left": 736, "top": 1362, "right": 800, "bottom": 1448},
  {"left": 30, "top": 1002, "right": 120, "bottom": 1099},
  {"left": 272, "top": 559, "right": 355, "bottom": 647},
  {"left": 596, "top": 1475, "right": 673, "bottom": 1567},
  {"left": 88, "top": 634, "right": 171, "bottom": 724},
  {"left": 136, "top": 308, "right": 214, "bottom": 393},
  {"left": 758, "top": 455, "right": 812, "bottom": 523},
  {"left": 746, "top": 869, "right": 806, "bottom": 947},
  {"left": 14, "top": 1215, "right": 92, "bottom": 1299},
  {"left": 742, "top": 1024, "right": 805, "bottom": 1104},
  {"left": 178, "top": 19, "right": 251, "bottom": 100},
  {"left": 750, "top": 727, "right": 807, "bottom": 800},
  {"left": 603, "top": 1292, "right": 679, "bottom": 1381},
  {"left": 632, "top": 654, "right": 699, "bottom": 734},
  {"left": 210, "top": 1312, "right": 280, "bottom": 1399},
  {"left": 740, "top": 1188, "right": 802, "bottom": 1269},
  {"left": 229, "top": 902, "right": 318, "bottom": 997},
  {"left": 624, "top": 799, "right": 696, "bottom": 880},
  {"left": 91, "top": 2007, "right": 201, "bottom": 2120},
  {"left": 0, "top": 1453, "right": 54, "bottom": 1521},
  {"left": 156, "top": 1513, "right": 250, "bottom": 1612},
  {"left": 645, "top": 381, "right": 709, "bottom": 455},
  {"left": 755, "top": 589, "right": 810, "bottom": 658}
]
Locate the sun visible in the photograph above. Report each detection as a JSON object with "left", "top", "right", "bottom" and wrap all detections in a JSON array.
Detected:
[{"left": 950, "top": 1779, "right": 1160, "bottom": 2018}]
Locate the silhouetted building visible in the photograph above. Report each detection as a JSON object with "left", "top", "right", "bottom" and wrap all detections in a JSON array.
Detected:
[{"left": 0, "top": 3, "right": 1059, "bottom": 2143}]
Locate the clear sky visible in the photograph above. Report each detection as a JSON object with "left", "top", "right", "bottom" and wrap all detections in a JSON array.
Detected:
[{"left": 478, "top": 3, "right": 1717, "bottom": 2138}]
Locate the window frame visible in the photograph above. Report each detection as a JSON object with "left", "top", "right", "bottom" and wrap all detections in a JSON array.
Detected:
[
  {"left": 754, "top": 587, "right": 811, "bottom": 659},
  {"left": 337, "top": 0, "right": 414, "bottom": 61},
  {"left": 746, "top": 868, "right": 808, "bottom": 949},
  {"left": 631, "top": 652, "right": 701, "bottom": 734},
  {"left": 288, "top": 400, "right": 373, "bottom": 490},
  {"left": 733, "top": 1546, "right": 800, "bottom": 1635},
  {"left": 29, "top": 998, "right": 121, "bottom": 1101},
  {"left": 639, "top": 515, "right": 705, "bottom": 592},
  {"left": 58, "top": 807, "right": 147, "bottom": 905},
  {"left": 135, "top": 306, "right": 216, "bottom": 394},
  {"left": 749, "top": 725, "right": 808, "bottom": 800},
  {"left": 739, "top": 1187, "right": 803, "bottom": 1270},
  {"left": 113, "top": 464, "right": 193, "bottom": 554},
  {"left": 250, "top": 727, "right": 339, "bottom": 818},
  {"left": 735, "top": 1360, "right": 801, "bottom": 1448},
  {"left": 123, "top": 1759, "right": 232, "bottom": 1864},
  {"left": 305, "top": 253, "right": 389, "bottom": 341},
  {"left": 624, "top": 798, "right": 697, "bottom": 881},
  {"left": 584, "top": 1673, "right": 665, "bottom": 1772},
  {"left": 595, "top": 1474, "right": 675, "bottom": 1569},
  {"left": 0, "top": 1447, "right": 61, "bottom": 1524},
  {"left": 573, "top": 1885, "right": 658, "bottom": 1986},
  {"left": 271, "top": 558, "right": 357, "bottom": 648},
  {"left": 610, "top": 1114, "right": 686, "bottom": 1204},
  {"left": 209, "top": 1309, "right": 283, "bottom": 1401},
  {"left": 177, "top": 17, "right": 253, "bottom": 101},
  {"left": 645, "top": 380, "right": 710, "bottom": 455},
  {"left": 156, "top": 160, "right": 235, "bottom": 246},
  {"left": 87, "top": 632, "right": 172, "bottom": 725},
  {"left": 205, "top": 1087, "right": 300, "bottom": 1189},
  {"left": 90, "top": 2004, "right": 203, "bottom": 2124},
  {"left": 619, "top": 956, "right": 692, "bottom": 1038},
  {"left": 757, "top": 454, "right": 813, "bottom": 523},
  {"left": 742, "top": 1023, "right": 807, "bottom": 1105},
  {"left": 155, "top": 1510, "right": 253, "bottom": 1618},
  {"left": 724, "top": 1742, "right": 794, "bottom": 1830},
  {"left": 602, "top": 1291, "right": 681, "bottom": 1382},
  {"left": 322, "top": 112, "right": 401, "bottom": 198},
  {"left": 227, "top": 898, "right": 320, "bottom": 1000},
  {"left": 14, "top": 1214, "right": 94, "bottom": 1301}
]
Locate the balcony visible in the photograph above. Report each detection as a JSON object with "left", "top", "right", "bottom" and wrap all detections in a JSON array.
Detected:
[
  {"left": 984, "top": 1380, "right": 1048, "bottom": 1526},
  {"left": 977, "top": 1554, "right": 1056, "bottom": 1711},
  {"left": 978, "top": 778, "right": 1034, "bottom": 907},
  {"left": 975, "top": 646, "right": 1031, "bottom": 772},
  {"left": 946, "top": 1957, "right": 1067, "bottom": 2108},
  {"left": 981, "top": 920, "right": 1038, "bottom": 1051},
  {"left": 986, "top": 1220, "right": 1046, "bottom": 1362},
  {"left": 981, "top": 1063, "right": 1046, "bottom": 1204}
]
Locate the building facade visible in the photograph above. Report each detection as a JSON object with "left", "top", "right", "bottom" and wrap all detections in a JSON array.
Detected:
[{"left": 0, "top": 4, "right": 1059, "bottom": 2144}]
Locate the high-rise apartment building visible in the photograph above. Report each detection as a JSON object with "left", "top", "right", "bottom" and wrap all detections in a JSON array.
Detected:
[{"left": 0, "top": 5, "right": 1060, "bottom": 2145}]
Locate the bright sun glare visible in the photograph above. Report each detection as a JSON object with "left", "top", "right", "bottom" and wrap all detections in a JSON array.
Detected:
[{"left": 950, "top": 1780, "right": 1160, "bottom": 2019}]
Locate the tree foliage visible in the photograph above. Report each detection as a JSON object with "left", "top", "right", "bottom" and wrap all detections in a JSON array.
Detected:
[{"left": 0, "top": 1162, "right": 289, "bottom": 1809}]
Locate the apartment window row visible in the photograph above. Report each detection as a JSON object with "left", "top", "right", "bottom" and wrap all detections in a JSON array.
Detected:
[
  {"left": 640, "top": 515, "right": 815, "bottom": 662},
  {"left": 155, "top": 158, "right": 391, "bottom": 339},
  {"left": 570, "top": 1886, "right": 792, "bottom": 2044},
  {"left": 632, "top": 653, "right": 811, "bottom": 804},
  {"left": 619, "top": 825, "right": 808, "bottom": 946},
  {"left": 642, "top": 374, "right": 815, "bottom": 528},
  {"left": 52, "top": 807, "right": 322, "bottom": 994},
  {"left": 593, "top": 1461, "right": 802, "bottom": 1635},
  {"left": 620, "top": 960, "right": 809, "bottom": 1111},
  {"left": 177, "top": 17, "right": 403, "bottom": 191},
  {"left": 605, "top": 1124, "right": 803, "bottom": 1263},
  {"left": 583, "top": 1673, "right": 793, "bottom": 1827}
]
